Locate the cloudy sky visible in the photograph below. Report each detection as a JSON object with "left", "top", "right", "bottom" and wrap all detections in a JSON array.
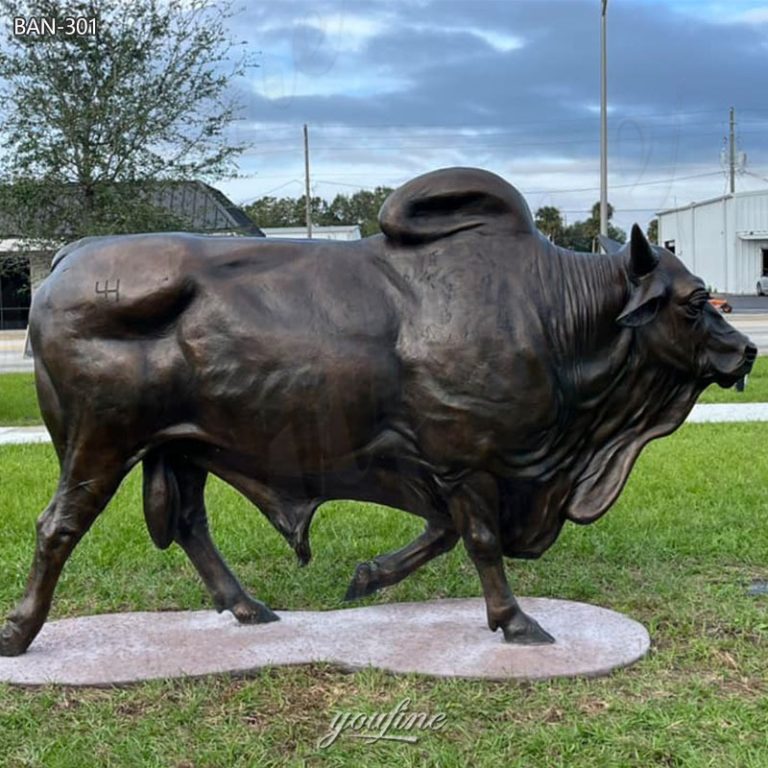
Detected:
[{"left": 218, "top": 0, "right": 768, "bottom": 235}]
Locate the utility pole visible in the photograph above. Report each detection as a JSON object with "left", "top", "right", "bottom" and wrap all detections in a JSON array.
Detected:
[
  {"left": 303, "top": 123, "right": 312, "bottom": 239},
  {"left": 729, "top": 107, "right": 736, "bottom": 195},
  {"left": 599, "top": 0, "right": 608, "bottom": 247}
]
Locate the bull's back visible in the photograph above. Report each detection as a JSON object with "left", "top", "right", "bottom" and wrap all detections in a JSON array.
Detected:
[{"left": 33, "top": 233, "right": 399, "bottom": 341}]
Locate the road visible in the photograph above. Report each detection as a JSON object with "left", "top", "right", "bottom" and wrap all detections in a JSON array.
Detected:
[
  {"left": 725, "top": 314, "right": 768, "bottom": 353},
  {"left": 0, "top": 331, "right": 31, "bottom": 373},
  {"left": 716, "top": 295, "right": 768, "bottom": 351},
  {"left": 720, "top": 294, "right": 768, "bottom": 314}
]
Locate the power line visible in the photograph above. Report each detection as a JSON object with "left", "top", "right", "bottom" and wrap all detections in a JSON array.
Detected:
[
  {"left": 523, "top": 171, "right": 723, "bottom": 196},
  {"left": 236, "top": 172, "right": 725, "bottom": 205},
  {"left": 243, "top": 134, "right": 744, "bottom": 156},
  {"left": 239, "top": 108, "right": 768, "bottom": 142},
  {"left": 745, "top": 170, "right": 768, "bottom": 185},
  {"left": 242, "top": 108, "right": 737, "bottom": 133},
  {"left": 242, "top": 122, "right": 755, "bottom": 145},
  {"left": 239, "top": 178, "right": 302, "bottom": 203}
]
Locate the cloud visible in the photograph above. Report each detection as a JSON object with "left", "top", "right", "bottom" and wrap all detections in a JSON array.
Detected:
[{"left": 220, "top": 0, "right": 768, "bottom": 234}]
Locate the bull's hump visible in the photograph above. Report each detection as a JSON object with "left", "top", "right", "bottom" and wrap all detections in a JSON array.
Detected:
[{"left": 379, "top": 167, "right": 536, "bottom": 245}]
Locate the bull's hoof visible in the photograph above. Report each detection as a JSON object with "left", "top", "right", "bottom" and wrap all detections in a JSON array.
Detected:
[
  {"left": 344, "top": 562, "right": 381, "bottom": 601},
  {"left": 228, "top": 598, "right": 279, "bottom": 625},
  {"left": 500, "top": 612, "right": 555, "bottom": 645},
  {"left": 0, "top": 621, "right": 30, "bottom": 657}
]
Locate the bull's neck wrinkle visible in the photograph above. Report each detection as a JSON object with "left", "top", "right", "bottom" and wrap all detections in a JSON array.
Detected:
[{"left": 547, "top": 245, "right": 628, "bottom": 358}]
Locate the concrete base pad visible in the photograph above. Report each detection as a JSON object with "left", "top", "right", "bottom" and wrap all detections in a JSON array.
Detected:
[{"left": 0, "top": 598, "right": 650, "bottom": 686}]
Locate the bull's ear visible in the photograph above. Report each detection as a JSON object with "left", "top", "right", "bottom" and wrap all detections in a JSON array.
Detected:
[
  {"left": 618, "top": 224, "right": 665, "bottom": 326},
  {"left": 598, "top": 234, "right": 622, "bottom": 254},
  {"left": 628, "top": 223, "right": 659, "bottom": 281},
  {"left": 617, "top": 279, "right": 667, "bottom": 327}
]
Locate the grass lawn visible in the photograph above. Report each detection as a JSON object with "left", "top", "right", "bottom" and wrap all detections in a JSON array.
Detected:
[
  {"left": 0, "top": 373, "right": 39, "bottom": 426},
  {"left": 0, "top": 423, "right": 767, "bottom": 766},
  {"left": 697, "top": 356, "right": 768, "bottom": 403},
  {"left": 2, "top": 359, "right": 767, "bottom": 428}
]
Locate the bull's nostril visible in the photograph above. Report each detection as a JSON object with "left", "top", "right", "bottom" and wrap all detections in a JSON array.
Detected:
[{"left": 745, "top": 344, "right": 758, "bottom": 363}]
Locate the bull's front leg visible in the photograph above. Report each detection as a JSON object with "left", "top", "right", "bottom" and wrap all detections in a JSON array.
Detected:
[
  {"left": 345, "top": 521, "right": 460, "bottom": 600},
  {"left": 451, "top": 475, "right": 554, "bottom": 645}
]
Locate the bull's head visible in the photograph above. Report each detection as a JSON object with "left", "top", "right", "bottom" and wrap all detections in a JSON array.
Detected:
[{"left": 604, "top": 225, "right": 756, "bottom": 387}]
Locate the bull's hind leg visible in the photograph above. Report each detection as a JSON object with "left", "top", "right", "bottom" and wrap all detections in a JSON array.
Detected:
[
  {"left": 0, "top": 444, "right": 127, "bottom": 656},
  {"left": 344, "top": 522, "right": 459, "bottom": 600},
  {"left": 452, "top": 474, "right": 554, "bottom": 645},
  {"left": 169, "top": 459, "right": 278, "bottom": 625}
]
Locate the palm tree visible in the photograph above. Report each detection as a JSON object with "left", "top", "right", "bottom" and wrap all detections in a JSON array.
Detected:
[{"left": 535, "top": 206, "right": 564, "bottom": 243}]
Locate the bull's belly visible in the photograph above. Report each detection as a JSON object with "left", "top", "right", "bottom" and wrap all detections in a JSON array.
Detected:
[
  {"left": 185, "top": 420, "right": 419, "bottom": 482},
  {"left": 186, "top": 440, "right": 567, "bottom": 562},
  {"left": 185, "top": 437, "right": 449, "bottom": 524}
]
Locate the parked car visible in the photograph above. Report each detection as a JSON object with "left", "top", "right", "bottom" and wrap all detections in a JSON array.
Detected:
[{"left": 757, "top": 276, "right": 768, "bottom": 296}]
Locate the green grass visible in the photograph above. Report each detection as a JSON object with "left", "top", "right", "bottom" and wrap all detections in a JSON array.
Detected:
[
  {"left": 697, "top": 356, "right": 768, "bottom": 403},
  {"left": 0, "top": 373, "right": 39, "bottom": 426},
  {"left": 1, "top": 424, "right": 767, "bottom": 766}
]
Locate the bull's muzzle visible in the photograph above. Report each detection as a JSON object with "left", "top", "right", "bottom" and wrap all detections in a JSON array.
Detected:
[{"left": 715, "top": 341, "right": 757, "bottom": 387}]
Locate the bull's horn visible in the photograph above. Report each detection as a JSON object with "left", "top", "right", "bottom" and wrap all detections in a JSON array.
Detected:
[
  {"left": 628, "top": 223, "right": 659, "bottom": 280},
  {"left": 598, "top": 234, "right": 623, "bottom": 255}
]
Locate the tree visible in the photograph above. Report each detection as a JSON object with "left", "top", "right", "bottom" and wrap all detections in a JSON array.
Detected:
[
  {"left": 244, "top": 196, "right": 328, "bottom": 229},
  {"left": 324, "top": 187, "right": 393, "bottom": 236},
  {"left": 559, "top": 219, "right": 594, "bottom": 253},
  {"left": 0, "top": 0, "right": 254, "bottom": 242},
  {"left": 244, "top": 187, "right": 395, "bottom": 236},
  {"left": 647, "top": 218, "right": 658, "bottom": 244},
  {"left": 534, "top": 206, "right": 564, "bottom": 243},
  {"left": 559, "top": 201, "right": 626, "bottom": 252},
  {"left": 590, "top": 201, "right": 615, "bottom": 223}
]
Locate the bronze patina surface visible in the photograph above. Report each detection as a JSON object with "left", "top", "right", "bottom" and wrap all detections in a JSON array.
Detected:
[{"left": 0, "top": 167, "right": 756, "bottom": 656}]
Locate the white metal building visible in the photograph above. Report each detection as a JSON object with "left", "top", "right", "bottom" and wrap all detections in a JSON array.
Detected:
[
  {"left": 657, "top": 189, "right": 768, "bottom": 295},
  {"left": 261, "top": 225, "right": 361, "bottom": 241}
]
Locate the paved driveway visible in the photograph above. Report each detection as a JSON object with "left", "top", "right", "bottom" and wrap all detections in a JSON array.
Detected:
[
  {"left": 722, "top": 295, "right": 768, "bottom": 314},
  {"left": 0, "top": 331, "right": 32, "bottom": 373},
  {"left": 725, "top": 314, "right": 768, "bottom": 354}
]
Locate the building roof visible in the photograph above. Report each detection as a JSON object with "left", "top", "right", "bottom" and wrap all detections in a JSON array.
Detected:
[
  {"left": 657, "top": 187, "right": 768, "bottom": 217},
  {"left": 154, "top": 181, "right": 263, "bottom": 235},
  {"left": 0, "top": 180, "right": 264, "bottom": 238}
]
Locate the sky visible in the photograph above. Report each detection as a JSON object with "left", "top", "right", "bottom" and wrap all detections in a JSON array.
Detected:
[{"left": 217, "top": 0, "right": 768, "bottom": 236}]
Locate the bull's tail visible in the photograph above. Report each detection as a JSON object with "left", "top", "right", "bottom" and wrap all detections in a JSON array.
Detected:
[{"left": 141, "top": 451, "right": 316, "bottom": 564}]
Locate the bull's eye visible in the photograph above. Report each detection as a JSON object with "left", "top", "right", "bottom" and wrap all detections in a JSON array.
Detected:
[{"left": 685, "top": 291, "right": 709, "bottom": 319}]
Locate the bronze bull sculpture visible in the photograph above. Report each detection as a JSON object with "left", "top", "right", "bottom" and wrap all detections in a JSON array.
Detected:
[{"left": 0, "top": 167, "right": 756, "bottom": 656}]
